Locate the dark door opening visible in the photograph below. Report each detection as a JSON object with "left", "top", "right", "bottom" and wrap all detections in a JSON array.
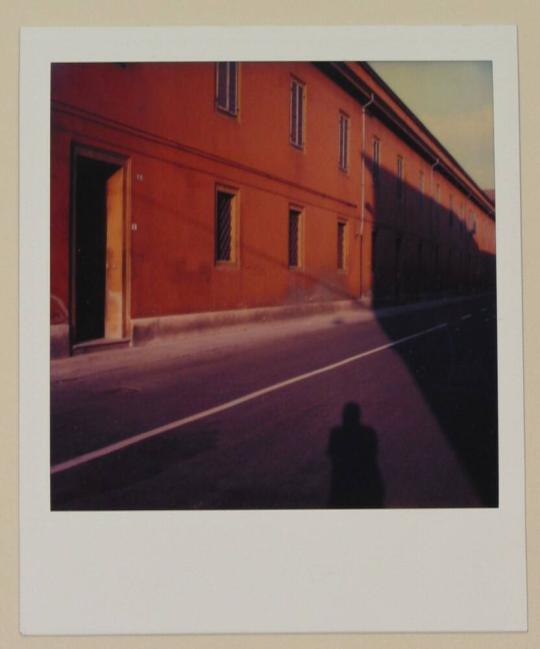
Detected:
[{"left": 72, "top": 155, "right": 124, "bottom": 344}]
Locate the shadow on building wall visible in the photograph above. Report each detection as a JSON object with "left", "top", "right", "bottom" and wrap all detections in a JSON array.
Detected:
[
  {"left": 367, "top": 159, "right": 498, "bottom": 506},
  {"left": 365, "top": 156, "right": 495, "bottom": 307}
]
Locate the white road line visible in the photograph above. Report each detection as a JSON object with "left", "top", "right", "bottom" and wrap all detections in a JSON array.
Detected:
[
  {"left": 51, "top": 322, "right": 448, "bottom": 475},
  {"left": 460, "top": 314, "right": 472, "bottom": 321}
]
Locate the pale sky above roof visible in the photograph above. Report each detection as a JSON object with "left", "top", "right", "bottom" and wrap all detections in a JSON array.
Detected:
[{"left": 368, "top": 61, "right": 495, "bottom": 191}]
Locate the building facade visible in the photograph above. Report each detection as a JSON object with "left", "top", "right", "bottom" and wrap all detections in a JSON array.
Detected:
[{"left": 50, "top": 61, "right": 495, "bottom": 357}]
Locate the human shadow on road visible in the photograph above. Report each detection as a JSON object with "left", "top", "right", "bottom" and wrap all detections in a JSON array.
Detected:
[{"left": 327, "top": 402, "right": 385, "bottom": 508}]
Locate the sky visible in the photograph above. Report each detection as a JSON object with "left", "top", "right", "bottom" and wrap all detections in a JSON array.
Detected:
[{"left": 368, "top": 61, "right": 495, "bottom": 191}]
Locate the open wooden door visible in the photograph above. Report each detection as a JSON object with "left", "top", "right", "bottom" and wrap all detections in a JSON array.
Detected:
[{"left": 105, "top": 167, "right": 124, "bottom": 339}]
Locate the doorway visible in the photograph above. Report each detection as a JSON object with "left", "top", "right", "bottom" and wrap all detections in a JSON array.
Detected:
[{"left": 71, "top": 149, "right": 127, "bottom": 346}]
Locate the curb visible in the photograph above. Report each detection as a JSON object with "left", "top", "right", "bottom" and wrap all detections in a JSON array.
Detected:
[
  {"left": 131, "top": 292, "right": 492, "bottom": 346},
  {"left": 131, "top": 299, "right": 366, "bottom": 345}
]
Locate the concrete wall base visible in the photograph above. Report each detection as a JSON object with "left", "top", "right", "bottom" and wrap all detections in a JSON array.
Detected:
[
  {"left": 132, "top": 299, "right": 362, "bottom": 345},
  {"left": 51, "top": 324, "right": 70, "bottom": 358}
]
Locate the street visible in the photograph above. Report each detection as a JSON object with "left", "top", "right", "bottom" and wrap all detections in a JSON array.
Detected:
[{"left": 50, "top": 295, "right": 498, "bottom": 510}]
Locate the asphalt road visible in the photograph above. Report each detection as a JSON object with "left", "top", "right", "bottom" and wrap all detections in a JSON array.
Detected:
[{"left": 51, "top": 294, "right": 498, "bottom": 510}]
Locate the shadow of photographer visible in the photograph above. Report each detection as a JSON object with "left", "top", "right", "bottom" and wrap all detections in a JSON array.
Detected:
[{"left": 327, "top": 402, "right": 385, "bottom": 508}]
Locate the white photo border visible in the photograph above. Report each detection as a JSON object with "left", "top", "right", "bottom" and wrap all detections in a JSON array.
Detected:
[{"left": 20, "top": 26, "right": 526, "bottom": 634}]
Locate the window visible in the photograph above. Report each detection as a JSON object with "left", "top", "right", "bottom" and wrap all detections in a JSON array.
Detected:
[
  {"left": 397, "top": 156, "right": 404, "bottom": 201},
  {"left": 290, "top": 78, "right": 305, "bottom": 148},
  {"left": 339, "top": 112, "right": 349, "bottom": 171},
  {"left": 468, "top": 211, "right": 476, "bottom": 233},
  {"left": 215, "top": 188, "right": 237, "bottom": 263},
  {"left": 373, "top": 137, "right": 380, "bottom": 183},
  {"left": 216, "top": 62, "right": 238, "bottom": 116},
  {"left": 288, "top": 208, "right": 302, "bottom": 268},
  {"left": 337, "top": 220, "right": 347, "bottom": 271},
  {"left": 430, "top": 182, "right": 440, "bottom": 235}
]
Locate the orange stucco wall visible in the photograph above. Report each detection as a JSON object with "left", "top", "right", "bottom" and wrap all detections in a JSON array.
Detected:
[
  {"left": 51, "top": 62, "right": 366, "bottom": 327},
  {"left": 50, "top": 61, "right": 495, "bottom": 340}
]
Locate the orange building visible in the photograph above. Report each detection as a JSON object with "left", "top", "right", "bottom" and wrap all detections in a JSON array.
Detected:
[{"left": 50, "top": 61, "right": 495, "bottom": 357}]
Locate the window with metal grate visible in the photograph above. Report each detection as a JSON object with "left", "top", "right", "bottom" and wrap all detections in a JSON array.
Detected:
[
  {"left": 337, "top": 221, "right": 346, "bottom": 271},
  {"left": 288, "top": 209, "right": 301, "bottom": 267},
  {"left": 215, "top": 190, "right": 235, "bottom": 262}
]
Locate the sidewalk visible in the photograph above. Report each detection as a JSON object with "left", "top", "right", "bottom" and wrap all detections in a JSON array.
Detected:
[{"left": 51, "top": 292, "right": 491, "bottom": 382}]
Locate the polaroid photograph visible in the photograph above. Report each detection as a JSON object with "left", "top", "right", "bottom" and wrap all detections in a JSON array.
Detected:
[{"left": 20, "top": 25, "right": 526, "bottom": 635}]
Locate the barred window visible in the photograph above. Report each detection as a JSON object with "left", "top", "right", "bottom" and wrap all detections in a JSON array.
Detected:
[
  {"left": 216, "top": 62, "right": 238, "bottom": 116},
  {"left": 288, "top": 208, "right": 302, "bottom": 268},
  {"left": 337, "top": 221, "right": 347, "bottom": 271},
  {"left": 290, "top": 78, "right": 305, "bottom": 148},
  {"left": 339, "top": 112, "right": 349, "bottom": 171},
  {"left": 215, "top": 189, "right": 236, "bottom": 262}
]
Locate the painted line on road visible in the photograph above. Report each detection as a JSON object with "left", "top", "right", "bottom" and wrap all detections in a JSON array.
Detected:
[
  {"left": 460, "top": 313, "right": 472, "bottom": 321},
  {"left": 51, "top": 322, "right": 448, "bottom": 475}
]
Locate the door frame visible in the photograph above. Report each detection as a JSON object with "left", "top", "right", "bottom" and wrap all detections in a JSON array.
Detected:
[{"left": 69, "top": 143, "right": 132, "bottom": 347}]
